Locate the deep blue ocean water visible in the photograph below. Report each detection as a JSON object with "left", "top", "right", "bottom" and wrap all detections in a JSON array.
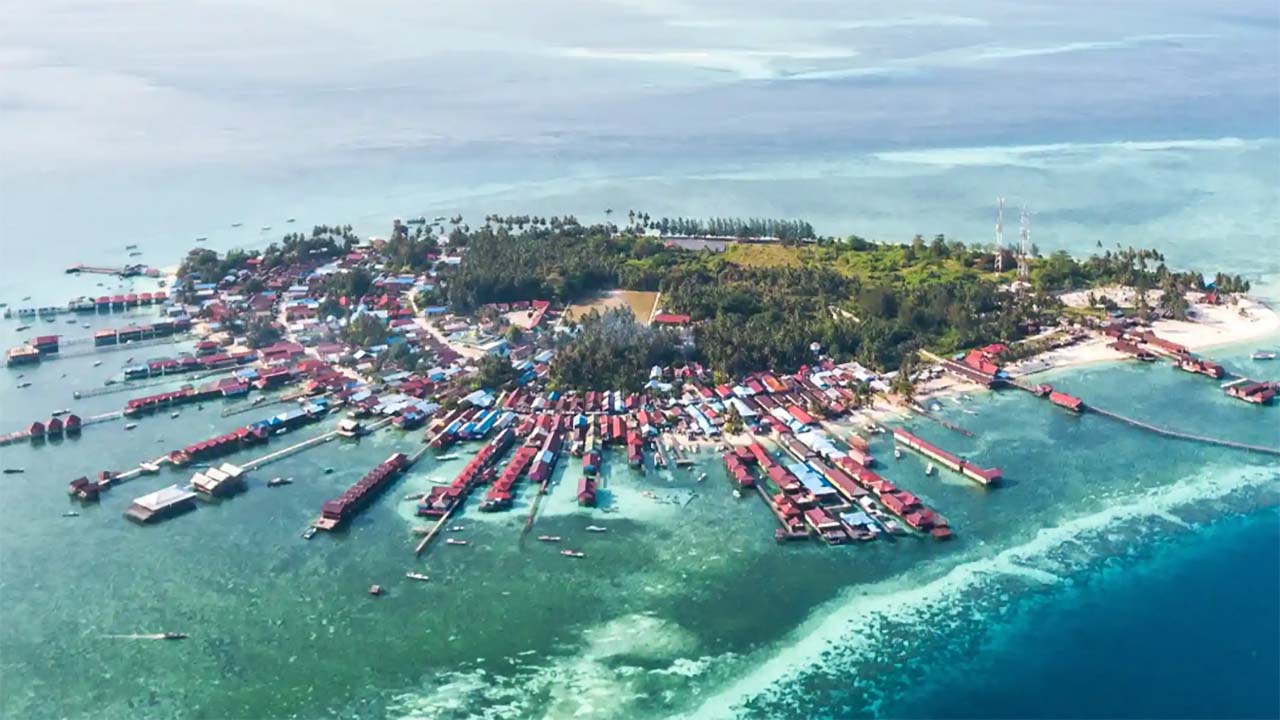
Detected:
[{"left": 897, "top": 509, "right": 1280, "bottom": 720}]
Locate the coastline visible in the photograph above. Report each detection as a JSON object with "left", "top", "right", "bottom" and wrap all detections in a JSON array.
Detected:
[{"left": 1002, "top": 293, "right": 1280, "bottom": 383}]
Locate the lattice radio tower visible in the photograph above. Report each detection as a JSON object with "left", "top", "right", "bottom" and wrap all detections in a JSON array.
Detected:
[
  {"left": 1017, "top": 205, "right": 1031, "bottom": 280},
  {"left": 994, "top": 197, "right": 1006, "bottom": 272}
]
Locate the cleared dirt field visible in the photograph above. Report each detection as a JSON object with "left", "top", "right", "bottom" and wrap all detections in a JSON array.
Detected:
[{"left": 564, "top": 289, "right": 660, "bottom": 324}]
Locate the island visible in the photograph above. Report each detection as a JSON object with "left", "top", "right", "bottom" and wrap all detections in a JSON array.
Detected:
[{"left": 5, "top": 213, "right": 1277, "bottom": 547}]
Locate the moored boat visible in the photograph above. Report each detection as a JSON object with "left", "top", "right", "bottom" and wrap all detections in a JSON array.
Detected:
[
  {"left": 405, "top": 572, "right": 430, "bottom": 582},
  {"left": 1252, "top": 350, "right": 1276, "bottom": 361},
  {"left": 560, "top": 549, "right": 585, "bottom": 558}
]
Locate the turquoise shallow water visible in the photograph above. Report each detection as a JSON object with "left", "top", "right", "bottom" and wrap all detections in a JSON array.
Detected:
[
  {"left": 3, "top": 2, "right": 1279, "bottom": 715},
  {"left": 1, "top": 305, "right": 1277, "bottom": 717}
]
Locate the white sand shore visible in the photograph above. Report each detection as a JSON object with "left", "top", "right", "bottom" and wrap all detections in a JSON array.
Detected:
[
  {"left": 1009, "top": 291, "right": 1280, "bottom": 380},
  {"left": 1150, "top": 296, "right": 1280, "bottom": 351}
]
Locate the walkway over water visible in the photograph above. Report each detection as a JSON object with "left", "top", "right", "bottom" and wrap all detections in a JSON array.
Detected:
[{"left": 1003, "top": 378, "right": 1280, "bottom": 458}]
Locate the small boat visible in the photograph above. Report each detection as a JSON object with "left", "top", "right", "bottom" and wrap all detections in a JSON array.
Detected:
[
  {"left": 585, "top": 525, "right": 608, "bottom": 533},
  {"left": 195, "top": 237, "right": 208, "bottom": 242},
  {"left": 560, "top": 549, "right": 586, "bottom": 559},
  {"left": 170, "top": 411, "right": 180, "bottom": 419},
  {"left": 82, "top": 323, "right": 91, "bottom": 329},
  {"left": 139, "top": 462, "right": 160, "bottom": 474},
  {"left": 405, "top": 572, "right": 430, "bottom": 582},
  {"left": 21, "top": 296, "right": 31, "bottom": 301},
  {"left": 15, "top": 324, "right": 31, "bottom": 331},
  {"left": 302, "top": 527, "right": 317, "bottom": 540},
  {"left": 52, "top": 409, "right": 70, "bottom": 416},
  {"left": 124, "top": 423, "right": 138, "bottom": 430},
  {"left": 411, "top": 527, "right": 431, "bottom": 536},
  {"left": 93, "top": 360, "right": 102, "bottom": 367},
  {"left": 286, "top": 218, "right": 296, "bottom": 223},
  {"left": 231, "top": 222, "right": 243, "bottom": 227},
  {"left": 435, "top": 454, "right": 459, "bottom": 461},
  {"left": 260, "top": 226, "right": 272, "bottom": 231},
  {"left": 274, "top": 428, "right": 288, "bottom": 436},
  {"left": 161, "top": 632, "right": 188, "bottom": 640},
  {"left": 925, "top": 462, "right": 935, "bottom": 476},
  {"left": 125, "top": 244, "right": 138, "bottom": 250},
  {"left": 445, "top": 538, "right": 468, "bottom": 546},
  {"left": 65, "top": 318, "right": 77, "bottom": 324},
  {"left": 368, "top": 584, "right": 384, "bottom": 596},
  {"left": 893, "top": 447, "right": 902, "bottom": 459},
  {"left": 732, "top": 489, "right": 742, "bottom": 499},
  {"left": 104, "top": 379, "right": 117, "bottom": 386},
  {"left": 1252, "top": 351, "right": 1277, "bottom": 361},
  {"left": 252, "top": 396, "right": 267, "bottom": 406},
  {"left": 447, "top": 525, "right": 465, "bottom": 532},
  {"left": 267, "top": 477, "right": 293, "bottom": 487},
  {"left": 324, "top": 467, "right": 335, "bottom": 474},
  {"left": 537, "top": 535, "right": 561, "bottom": 542},
  {"left": 16, "top": 382, "right": 31, "bottom": 389},
  {"left": 403, "top": 492, "right": 425, "bottom": 501},
  {"left": 128, "top": 252, "right": 143, "bottom": 258},
  {"left": 63, "top": 511, "right": 80, "bottom": 517},
  {"left": 3, "top": 468, "right": 24, "bottom": 474},
  {"left": 697, "top": 472, "right": 707, "bottom": 482}
]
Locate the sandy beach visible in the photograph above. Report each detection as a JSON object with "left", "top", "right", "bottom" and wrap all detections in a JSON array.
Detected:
[
  {"left": 1004, "top": 291, "right": 1280, "bottom": 382},
  {"left": 1150, "top": 295, "right": 1280, "bottom": 351}
]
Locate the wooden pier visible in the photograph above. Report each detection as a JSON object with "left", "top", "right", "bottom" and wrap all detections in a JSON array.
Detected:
[
  {"left": 1085, "top": 405, "right": 1280, "bottom": 457},
  {"left": 0, "top": 411, "right": 122, "bottom": 446},
  {"left": 65, "top": 263, "right": 152, "bottom": 278},
  {"left": 1005, "top": 378, "right": 1280, "bottom": 457}
]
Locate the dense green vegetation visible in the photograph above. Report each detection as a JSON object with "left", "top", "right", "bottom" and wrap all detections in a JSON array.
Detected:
[
  {"left": 343, "top": 313, "right": 388, "bottom": 348},
  {"left": 472, "top": 353, "right": 519, "bottom": 390},
  {"left": 549, "top": 308, "right": 683, "bottom": 392},
  {"left": 243, "top": 316, "right": 282, "bottom": 349},
  {"left": 636, "top": 216, "right": 816, "bottom": 241},
  {"left": 440, "top": 216, "right": 1231, "bottom": 382}
]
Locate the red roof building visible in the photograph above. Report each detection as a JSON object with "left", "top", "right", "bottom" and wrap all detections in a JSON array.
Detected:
[{"left": 652, "top": 313, "right": 691, "bottom": 325}]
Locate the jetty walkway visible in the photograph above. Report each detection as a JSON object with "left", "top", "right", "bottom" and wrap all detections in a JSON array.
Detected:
[
  {"left": 1085, "top": 404, "right": 1280, "bottom": 457},
  {"left": 1003, "top": 379, "right": 1279, "bottom": 458}
]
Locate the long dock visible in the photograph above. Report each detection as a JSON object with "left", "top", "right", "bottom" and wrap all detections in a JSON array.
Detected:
[
  {"left": 74, "top": 368, "right": 237, "bottom": 399},
  {"left": 65, "top": 263, "right": 153, "bottom": 277},
  {"left": 0, "top": 411, "right": 122, "bottom": 446},
  {"left": 521, "top": 477, "right": 552, "bottom": 535},
  {"left": 1085, "top": 404, "right": 1280, "bottom": 457},
  {"left": 1005, "top": 379, "right": 1280, "bottom": 457}
]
